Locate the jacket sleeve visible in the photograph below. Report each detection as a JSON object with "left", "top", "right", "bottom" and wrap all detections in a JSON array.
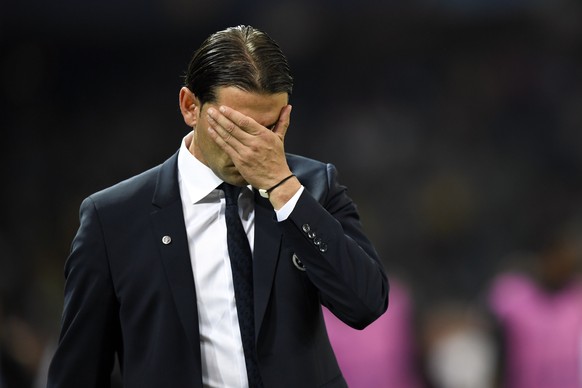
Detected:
[
  {"left": 280, "top": 163, "right": 389, "bottom": 329},
  {"left": 47, "top": 197, "right": 120, "bottom": 388}
]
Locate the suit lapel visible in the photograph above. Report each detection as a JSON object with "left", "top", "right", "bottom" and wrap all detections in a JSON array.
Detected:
[
  {"left": 149, "top": 153, "right": 282, "bottom": 350},
  {"left": 150, "top": 153, "right": 202, "bottom": 365},
  {"left": 253, "top": 192, "right": 282, "bottom": 340}
]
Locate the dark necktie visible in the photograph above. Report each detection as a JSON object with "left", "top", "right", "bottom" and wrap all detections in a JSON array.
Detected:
[{"left": 221, "top": 183, "right": 264, "bottom": 387}]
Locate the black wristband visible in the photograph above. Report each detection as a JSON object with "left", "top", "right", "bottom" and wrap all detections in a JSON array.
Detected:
[{"left": 258, "top": 174, "right": 296, "bottom": 198}]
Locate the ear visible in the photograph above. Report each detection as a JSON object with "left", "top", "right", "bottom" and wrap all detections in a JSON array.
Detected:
[{"left": 179, "top": 87, "right": 200, "bottom": 127}]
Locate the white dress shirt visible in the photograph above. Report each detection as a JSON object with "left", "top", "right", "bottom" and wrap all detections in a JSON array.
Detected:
[{"left": 177, "top": 131, "right": 302, "bottom": 388}]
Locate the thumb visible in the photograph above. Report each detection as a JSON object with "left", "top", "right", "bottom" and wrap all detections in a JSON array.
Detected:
[{"left": 272, "top": 105, "right": 292, "bottom": 138}]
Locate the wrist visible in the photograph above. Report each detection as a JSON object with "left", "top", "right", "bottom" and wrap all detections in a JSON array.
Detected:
[{"left": 267, "top": 176, "right": 301, "bottom": 210}]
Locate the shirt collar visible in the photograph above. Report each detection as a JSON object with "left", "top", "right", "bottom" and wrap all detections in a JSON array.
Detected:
[{"left": 178, "top": 131, "right": 223, "bottom": 204}]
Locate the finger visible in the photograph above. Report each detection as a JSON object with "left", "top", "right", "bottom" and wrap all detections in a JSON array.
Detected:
[
  {"left": 216, "top": 106, "right": 261, "bottom": 135},
  {"left": 207, "top": 124, "right": 240, "bottom": 158},
  {"left": 272, "top": 105, "right": 292, "bottom": 138},
  {"left": 207, "top": 108, "right": 244, "bottom": 146}
]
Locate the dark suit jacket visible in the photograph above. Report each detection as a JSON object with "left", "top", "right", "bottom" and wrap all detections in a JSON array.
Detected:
[{"left": 47, "top": 152, "right": 389, "bottom": 388}]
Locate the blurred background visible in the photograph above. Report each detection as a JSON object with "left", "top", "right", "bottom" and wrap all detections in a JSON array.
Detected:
[{"left": 1, "top": 0, "right": 582, "bottom": 387}]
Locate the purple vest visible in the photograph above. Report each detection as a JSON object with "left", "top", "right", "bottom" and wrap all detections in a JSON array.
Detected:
[
  {"left": 488, "top": 273, "right": 582, "bottom": 388},
  {"left": 323, "top": 280, "right": 422, "bottom": 388}
]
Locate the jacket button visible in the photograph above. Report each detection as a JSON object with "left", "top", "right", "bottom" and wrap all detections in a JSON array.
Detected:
[
  {"left": 313, "top": 237, "right": 322, "bottom": 246},
  {"left": 162, "top": 235, "right": 172, "bottom": 245},
  {"left": 302, "top": 224, "right": 311, "bottom": 233},
  {"left": 307, "top": 231, "right": 316, "bottom": 239},
  {"left": 319, "top": 243, "right": 328, "bottom": 253}
]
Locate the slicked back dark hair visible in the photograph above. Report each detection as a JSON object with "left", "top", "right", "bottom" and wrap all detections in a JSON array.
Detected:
[{"left": 184, "top": 25, "right": 294, "bottom": 105}]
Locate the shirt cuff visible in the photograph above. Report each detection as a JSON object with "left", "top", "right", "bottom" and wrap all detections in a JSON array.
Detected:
[{"left": 274, "top": 186, "right": 305, "bottom": 222}]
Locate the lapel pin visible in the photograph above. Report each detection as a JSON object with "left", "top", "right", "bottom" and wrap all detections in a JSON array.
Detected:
[{"left": 292, "top": 253, "right": 306, "bottom": 271}]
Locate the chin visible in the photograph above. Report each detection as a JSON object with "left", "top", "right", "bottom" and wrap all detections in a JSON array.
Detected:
[
  {"left": 221, "top": 171, "right": 247, "bottom": 187},
  {"left": 230, "top": 176, "right": 249, "bottom": 187}
]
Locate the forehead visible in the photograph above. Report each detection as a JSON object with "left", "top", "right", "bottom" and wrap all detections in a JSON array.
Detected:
[{"left": 212, "top": 86, "right": 288, "bottom": 126}]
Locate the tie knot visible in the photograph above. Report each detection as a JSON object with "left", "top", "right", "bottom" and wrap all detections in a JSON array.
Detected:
[{"left": 221, "top": 183, "right": 242, "bottom": 207}]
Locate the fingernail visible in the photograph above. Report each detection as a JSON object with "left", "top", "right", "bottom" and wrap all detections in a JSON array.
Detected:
[
  {"left": 208, "top": 108, "right": 215, "bottom": 115},
  {"left": 219, "top": 106, "right": 226, "bottom": 113}
]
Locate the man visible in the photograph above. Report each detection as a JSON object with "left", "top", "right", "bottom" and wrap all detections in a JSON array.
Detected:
[{"left": 47, "top": 25, "right": 389, "bottom": 388}]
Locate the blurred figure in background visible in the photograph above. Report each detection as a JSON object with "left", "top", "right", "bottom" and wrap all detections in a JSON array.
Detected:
[
  {"left": 0, "top": 236, "right": 47, "bottom": 388},
  {"left": 0, "top": 301, "right": 29, "bottom": 388},
  {"left": 323, "top": 278, "right": 424, "bottom": 388},
  {"left": 418, "top": 300, "right": 497, "bottom": 388},
  {"left": 0, "top": 299, "right": 51, "bottom": 388},
  {"left": 487, "top": 218, "right": 582, "bottom": 388}
]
